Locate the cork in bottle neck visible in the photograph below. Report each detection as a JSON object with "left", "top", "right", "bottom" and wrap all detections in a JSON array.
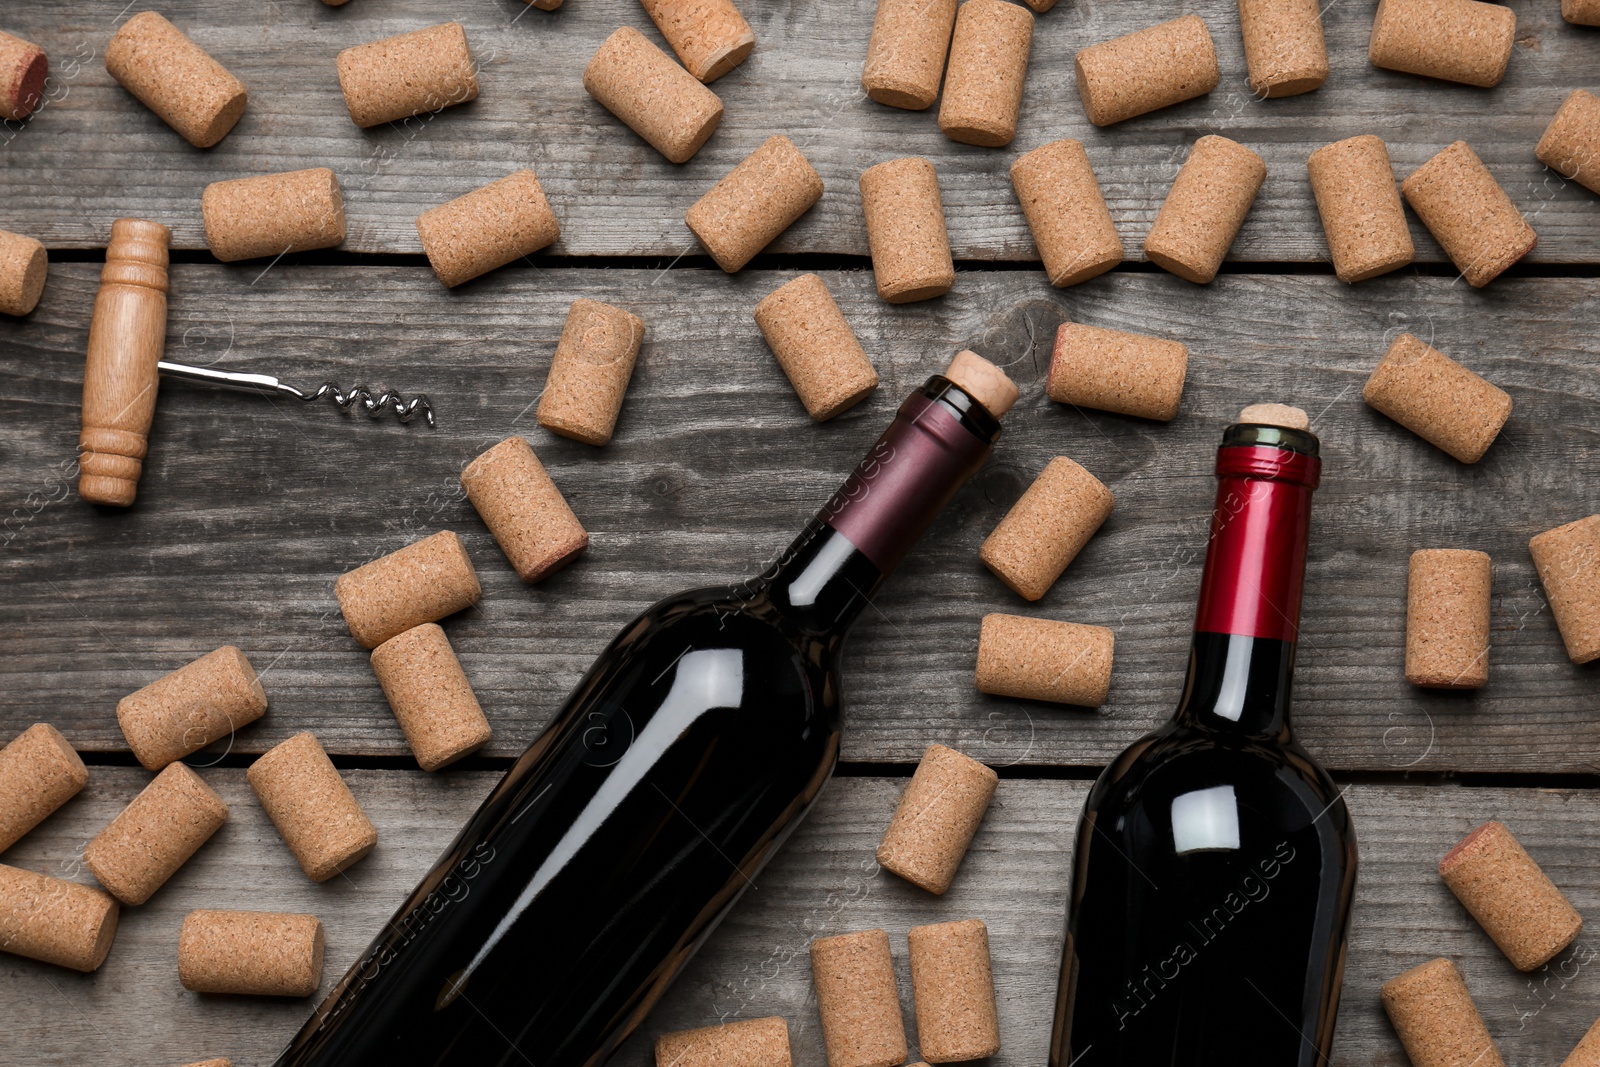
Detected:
[{"left": 102, "top": 218, "right": 171, "bottom": 293}]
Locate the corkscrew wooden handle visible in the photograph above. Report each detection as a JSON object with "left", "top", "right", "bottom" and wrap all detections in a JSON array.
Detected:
[{"left": 79, "top": 218, "right": 170, "bottom": 507}]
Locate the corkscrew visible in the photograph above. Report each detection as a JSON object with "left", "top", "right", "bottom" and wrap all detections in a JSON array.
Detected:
[{"left": 156, "top": 361, "right": 436, "bottom": 427}]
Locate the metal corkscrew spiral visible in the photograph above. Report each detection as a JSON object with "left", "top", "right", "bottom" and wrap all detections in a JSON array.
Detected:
[{"left": 156, "top": 361, "right": 436, "bottom": 427}]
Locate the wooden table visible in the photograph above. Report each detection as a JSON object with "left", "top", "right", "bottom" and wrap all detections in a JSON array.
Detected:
[{"left": 2, "top": 1, "right": 1597, "bottom": 1064}]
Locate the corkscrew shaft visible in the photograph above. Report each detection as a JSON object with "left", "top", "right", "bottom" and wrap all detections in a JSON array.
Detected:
[{"left": 156, "top": 360, "right": 435, "bottom": 427}]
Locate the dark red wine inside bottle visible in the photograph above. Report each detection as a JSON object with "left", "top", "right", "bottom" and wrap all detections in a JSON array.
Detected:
[
  {"left": 272, "top": 376, "right": 1003, "bottom": 1067},
  {"left": 1049, "top": 419, "right": 1358, "bottom": 1067}
]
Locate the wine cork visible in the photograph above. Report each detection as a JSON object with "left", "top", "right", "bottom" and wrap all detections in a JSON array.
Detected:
[
  {"left": 938, "top": 0, "right": 1033, "bottom": 148},
  {"left": 104, "top": 12, "right": 248, "bottom": 148},
  {"left": 178, "top": 909, "right": 323, "bottom": 997},
  {"left": 460, "top": 436, "right": 589, "bottom": 584},
  {"left": 906, "top": 919, "right": 1000, "bottom": 1062},
  {"left": 810, "top": 929, "right": 906, "bottom": 1067},
  {"left": 640, "top": 0, "right": 756, "bottom": 83},
  {"left": 1381, "top": 958, "right": 1504, "bottom": 1067},
  {"left": 1529, "top": 515, "right": 1600, "bottom": 665},
  {"left": 1363, "top": 333, "right": 1511, "bottom": 464},
  {"left": 416, "top": 169, "right": 561, "bottom": 289},
  {"left": 537, "top": 298, "right": 647, "bottom": 445},
  {"left": 1406, "top": 549, "right": 1491, "bottom": 689},
  {"left": 1238, "top": 0, "right": 1328, "bottom": 98},
  {"left": 0, "top": 864, "right": 118, "bottom": 972},
  {"left": 0, "top": 228, "right": 47, "bottom": 317},
  {"left": 336, "top": 22, "right": 478, "bottom": 129},
  {"left": 247, "top": 732, "right": 377, "bottom": 883},
  {"left": 0, "top": 724, "right": 87, "bottom": 855},
  {"left": 1074, "top": 15, "right": 1219, "bottom": 127},
  {"left": 1009, "top": 140, "right": 1121, "bottom": 287},
  {"left": 1402, "top": 141, "right": 1536, "bottom": 288},
  {"left": 1563, "top": 1017, "right": 1600, "bottom": 1066},
  {"left": 1440, "top": 821, "right": 1582, "bottom": 971},
  {"left": 1239, "top": 403, "right": 1309, "bottom": 430},
  {"left": 1047, "top": 321, "right": 1187, "bottom": 422},
  {"left": 1536, "top": 90, "right": 1600, "bottom": 197},
  {"left": 656, "top": 1017, "right": 793, "bottom": 1067},
  {"left": 875, "top": 743, "right": 998, "bottom": 894},
  {"left": 0, "top": 30, "right": 46, "bottom": 121},
  {"left": 686, "top": 136, "right": 823, "bottom": 273},
  {"left": 83, "top": 762, "right": 227, "bottom": 906},
  {"left": 943, "top": 350, "right": 1018, "bottom": 418},
  {"left": 975, "top": 613, "right": 1114, "bottom": 707},
  {"left": 334, "top": 529, "right": 482, "bottom": 649},
  {"left": 754, "top": 274, "right": 879, "bottom": 421},
  {"left": 370, "top": 623, "right": 493, "bottom": 772},
  {"left": 980, "top": 456, "right": 1114, "bottom": 601},
  {"left": 861, "top": 0, "right": 958, "bottom": 110},
  {"left": 1306, "top": 135, "right": 1414, "bottom": 283},
  {"left": 201, "top": 168, "right": 345, "bottom": 263},
  {"left": 583, "top": 27, "right": 724, "bottom": 164},
  {"left": 117, "top": 646, "right": 268, "bottom": 771},
  {"left": 860, "top": 157, "right": 954, "bottom": 303},
  {"left": 1368, "top": 0, "right": 1514, "bottom": 88},
  {"left": 1145, "top": 135, "right": 1266, "bottom": 284},
  {"left": 1566, "top": 0, "right": 1600, "bottom": 24}
]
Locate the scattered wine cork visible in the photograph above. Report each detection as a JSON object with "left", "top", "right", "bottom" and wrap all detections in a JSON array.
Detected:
[
  {"left": 1145, "top": 135, "right": 1266, "bottom": 284},
  {"left": 1566, "top": 0, "right": 1600, "bottom": 25},
  {"left": 1562, "top": 1017, "right": 1600, "bottom": 1066},
  {"left": 0, "top": 228, "right": 47, "bottom": 317},
  {"left": 1368, "top": 0, "right": 1514, "bottom": 88},
  {"left": 1306, "top": 135, "right": 1414, "bottom": 284},
  {"left": 335, "top": 530, "right": 482, "bottom": 649},
  {"left": 83, "top": 762, "right": 227, "bottom": 906},
  {"left": 656, "top": 1016, "right": 793, "bottom": 1067},
  {"left": 938, "top": 0, "right": 1033, "bottom": 148},
  {"left": 980, "top": 457, "right": 1115, "bottom": 601},
  {"left": 1074, "top": 15, "right": 1219, "bottom": 127},
  {"left": 1009, "top": 140, "right": 1121, "bottom": 287},
  {"left": 1363, "top": 334, "right": 1511, "bottom": 464},
  {"left": 178, "top": 909, "right": 324, "bottom": 997},
  {"left": 686, "top": 135, "right": 823, "bottom": 273},
  {"left": 875, "top": 743, "right": 998, "bottom": 894},
  {"left": 105, "top": 12, "right": 247, "bottom": 148},
  {"left": 1529, "top": 515, "right": 1600, "bottom": 665},
  {"left": 0, "top": 724, "right": 86, "bottom": 854},
  {"left": 370, "top": 623, "right": 493, "bottom": 772},
  {"left": 117, "top": 646, "right": 268, "bottom": 771},
  {"left": 810, "top": 929, "right": 907, "bottom": 1067},
  {"left": 0, "top": 30, "right": 46, "bottom": 121},
  {"left": 201, "top": 168, "right": 345, "bottom": 263},
  {"left": 1536, "top": 90, "right": 1600, "bottom": 197},
  {"left": 1381, "top": 958, "right": 1504, "bottom": 1067},
  {"left": 248, "top": 733, "right": 376, "bottom": 882},
  {"left": 1238, "top": 0, "right": 1328, "bottom": 98},
  {"left": 460, "top": 436, "right": 589, "bottom": 584},
  {"left": 336, "top": 22, "right": 478, "bottom": 129},
  {"left": 416, "top": 169, "right": 561, "bottom": 289},
  {"left": 753, "top": 274, "right": 879, "bottom": 421},
  {"left": 859, "top": 156, "right": 954, "bottom": 303},
  {"left": 1238, "top": 403, "right": 1310, "bottom": 430},
  {"left": 1406, "top": 549, "right": 1491, "bottom": 689},
  {"left": 1047, "top": 322, "right": 1187, "bottom": 422},
  {"left": 0, "top": 864, "right": 118, "bottom": 972},
  {"left": 537, "top": 298, "right": 647, "bottom": 445},
  {"left": 640, "top": 0, "right": 755, "bottom": 83},
  {"left": 906, "top": 919, "right": 1000, "bottom": 1062},
  {"left": 944, "top": 350, "right": 1017, "bottom": 418},
  {"left": 1402, "top": 141, "right": 1536, "bottom": 288},
  {"left": 861, "top": 0, "right": 958, "bottom": 110},
  {"left": 1440, "top": 820, "right": 1582, "bottom": 971},
  {"left": 975, "top": 613, "right": 1114, "bottom": 707},
  {"left": 583, "top": 27, "right": 724, "bottom": 165}
]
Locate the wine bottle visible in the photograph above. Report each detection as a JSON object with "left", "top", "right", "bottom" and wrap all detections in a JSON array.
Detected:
[
  {"left": 1048, "top": 414, "right": 1358, "bottom": 1067},
  {"left": 273, "top": 368, "right": 1009, "bottom": 1067}
]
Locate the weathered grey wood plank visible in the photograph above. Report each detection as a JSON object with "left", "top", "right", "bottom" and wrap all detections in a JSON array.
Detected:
[
  {"left": 3, "top": 265, "right": 1598, "bottom": 772},
  {"left": 0, "top": 0, "right": 1597, "bottom": 262},
  {"left": 4, "top": 771, "right": 1599, "bottom": 1067}
]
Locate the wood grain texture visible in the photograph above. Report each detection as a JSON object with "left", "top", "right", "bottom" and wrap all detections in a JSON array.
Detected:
[
  {"left": 0, "top": 0, "right": 1596, "bottom": 262},
  {"left": 5, "top": 771, "right": 1600, "bottom": 1066},
  {"left": 0, "top": 264, "right": 1597, "bottom": 772}
]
